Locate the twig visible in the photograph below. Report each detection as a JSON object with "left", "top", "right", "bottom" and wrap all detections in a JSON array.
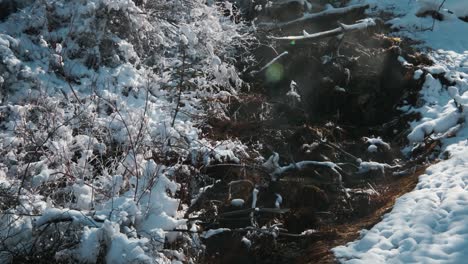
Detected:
[
  {"left": 171, "top": 48, "right": 187, "bottom": 127},
  {"left": 17, "top": 163, "right": 31, "bottom": 200},
  {"left": 431, "top": 0, "right": 447, "bottom": 31},
  {"left": 258, "top": 4, "right": 370, "bottom": 29},
  {"left": 187, "top": 207, "right": 290, "bottom": 221},
  {"left": 250, "top": 51, "right": 288, "bottom": 76},
  {"left": 167, "top": 226, "right": 313, "bottom": 239}
]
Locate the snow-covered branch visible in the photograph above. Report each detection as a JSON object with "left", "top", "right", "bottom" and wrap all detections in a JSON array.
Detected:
[
  {"left": 269, "top": 18, "right": 376, "bottom": 42},
  {"left": 176, "top": 225, "right": 315, "bottom": 239},
  {"left": 263, "top": 153, "right": 343, "bottom": 183},
  {"left": 259, "top": 4, "right": 370, "bottom": 29},
  {"left": 357, "top": 161, "right": 401, "bottom": 174},
  {"left": 34, "top": 208, "right": 99, "bottom": 228}
]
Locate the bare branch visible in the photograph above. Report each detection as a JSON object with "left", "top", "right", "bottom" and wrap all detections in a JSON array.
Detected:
[
  {"left": 258, "top": 4, "right": 370, "bottom": 29},
  {"left": 263, "top": 152, "right": 344, "bottom": 184},
  {"left": 270, "top": 18, "right": 376, "bottom": 42},
  {"left": 251, "top": 51, "right": 288, "bottom": 76}
]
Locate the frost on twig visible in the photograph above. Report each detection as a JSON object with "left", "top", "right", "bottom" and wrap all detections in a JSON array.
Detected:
[
  {"left": 269, "top": 18, "right": 376, "bottom": 42},
  {"left": 259, "top": 4, "right": 370, "bottom": 29}
]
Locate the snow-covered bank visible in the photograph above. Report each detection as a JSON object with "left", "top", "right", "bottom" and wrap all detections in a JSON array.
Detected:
[
  {"left": 0, "top": 0, "right": 250, "bottom": 263},
  {"left": 350, "top": 0, "right": 468, "bottom": 52},
  {"left": 334, "top": 0, "right": 468, "bottom": 263}
]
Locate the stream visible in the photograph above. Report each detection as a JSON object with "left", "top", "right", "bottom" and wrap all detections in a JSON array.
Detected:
[{"left": 187, "top": 1, "right": 436, "bottom": 263}]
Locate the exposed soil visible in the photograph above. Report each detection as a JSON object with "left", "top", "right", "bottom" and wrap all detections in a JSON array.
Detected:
[
  {"left": 297, "top": 164, "right": 428, "bottom": 263},
  {"left": 186, "top": 1, "right": 438, "bottom": 263}
]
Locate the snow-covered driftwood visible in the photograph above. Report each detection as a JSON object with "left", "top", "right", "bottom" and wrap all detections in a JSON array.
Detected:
[
  {"left": 269, "top": 18, "right": 376, "bottom": 42},
  {"left": 259, "top": 3, "right": 369, "bottom": 29}
]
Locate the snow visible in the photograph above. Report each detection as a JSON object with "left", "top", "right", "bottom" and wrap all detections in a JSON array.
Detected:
[
  {"left": 72, "top": 182, "right": 93, "bottom": 210},
  {"left": 202, "top": 228, "right": 231, "bottom": 239},
  {"left": 414, "top": 69, "right": 424, "bottom": 80},
  {"left": 301, "top": 229, "right": 317, "bottom": 236},
  {"left": 270, "top": 18, "right": 376, "bottom": 41},
  {"left": 251, "top": 188, "right": 260, "bottom": 209},
  {"left": 335, "top": 145, "right": 468, "bottom": 263},
  {"left": 0, "top": 0, "right": 250, "bottom": 262},
  {"left": 367, "top": 144, "right": 378, "bottom": 153},
  {"left": 334, "top": 0, "right": 468, "bottom": 263},
  {"left": 34, "top": 208, "right": 98, "bottom": 227},
  {"left": 357, "top": 161, "right": 397, "bottom": 174},
  {"left": 351, "top": 0, "right": 468, "bottom": 52},
  {"left": 260, "top": 3, "right": 370, "bottom": 29},
  {"left": 241, "top": 236, "right": 252, "bottom": 248},
  {"left": 364, "top": 137, "right": 391, "bottom": 150},
  {"left": 104, "top": 221, "right": 153, "bottom": 264},
  {"left": 231, "top": 198, "right": 245, "bottom": 207},
  {"left": 275, "top": 193, "right": 283, "bottom": 209},
  {"left": 77, "top": 226, "right": 102, "bottom": 263},
  {"left": 263, "top": 152, "right": 342, "bottom": 181},
  {"left": 286, "top": 80, "right": 301, "bottom": 103}
]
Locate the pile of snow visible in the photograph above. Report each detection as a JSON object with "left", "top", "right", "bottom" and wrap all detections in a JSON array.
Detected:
[
  {"left": 231, "top": 198, "right": 245, "bottom": 207},
  {"left": 335, "top": 144, "right": 468, "bottom": 263},
  {"left": 334, "top": 0, "right": 468, "bottom": 263},
  {"left": 364, "top": 136, "right": 391, "bottom": 153},
  {"left": 0, "top": 0, "right": 251, "bottom": 263}
]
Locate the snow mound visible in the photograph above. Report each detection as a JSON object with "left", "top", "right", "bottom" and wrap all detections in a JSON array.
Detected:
[
  {"left": 334, "top": 0, "right": 468, "bottom": 263},
  {"left": 334, "top": 142, "right": 468, "bottom": 263},
  {"left": 0, "top": 0, "right": 251, "bottom": 262}
]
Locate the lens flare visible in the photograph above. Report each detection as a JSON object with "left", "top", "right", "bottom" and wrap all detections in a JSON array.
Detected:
[{"left": 265, "top": 63, "right": 284, "bottom": 83}]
